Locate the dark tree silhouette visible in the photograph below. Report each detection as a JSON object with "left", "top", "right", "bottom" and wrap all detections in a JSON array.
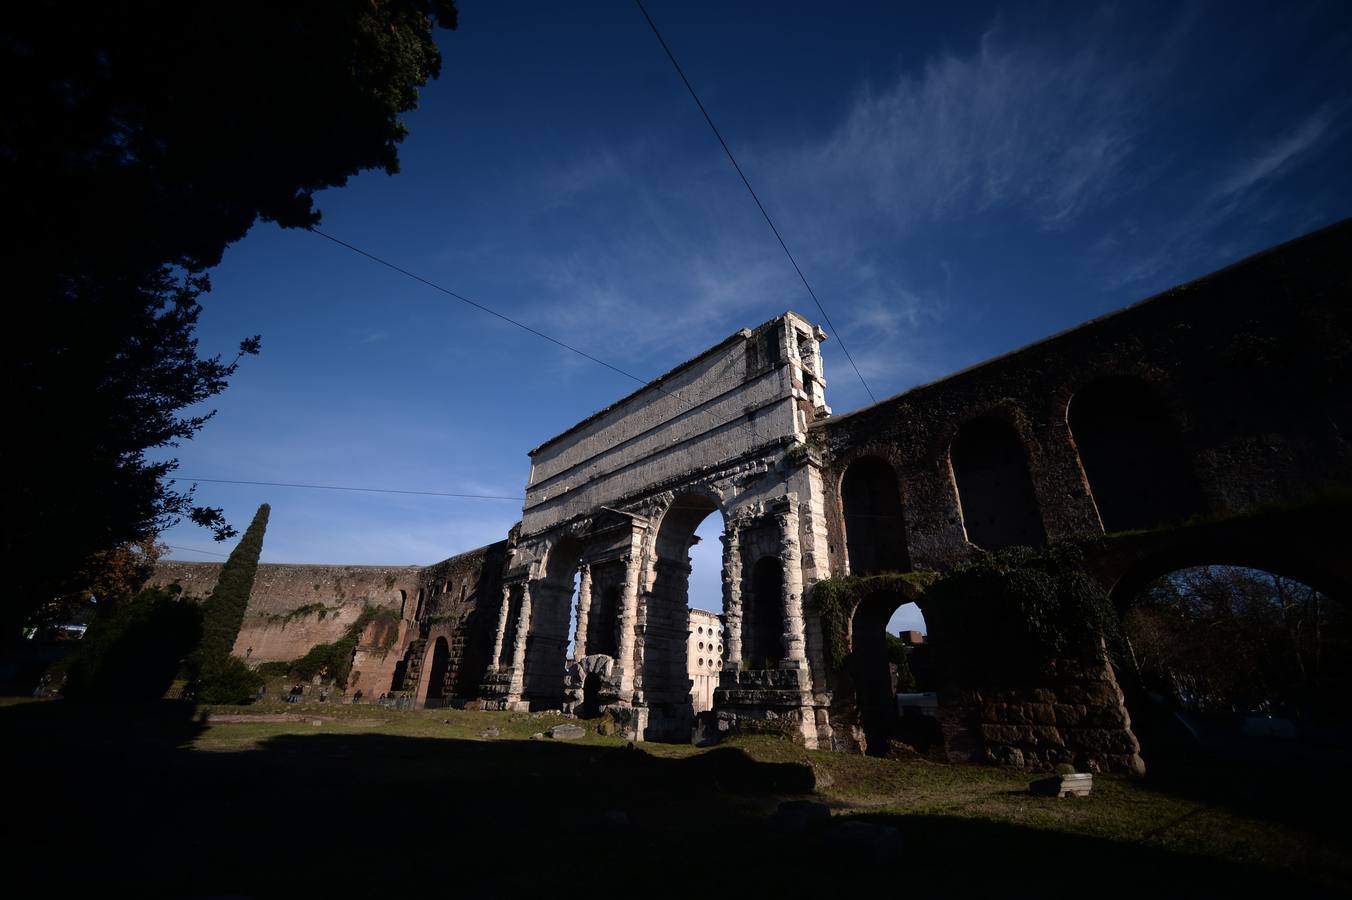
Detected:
[
  {"left": 61, "top": 585, "right": 204, "bottom": 703},
  {"left": 1, "top": 2, "right": 459, "bottom": 641}
]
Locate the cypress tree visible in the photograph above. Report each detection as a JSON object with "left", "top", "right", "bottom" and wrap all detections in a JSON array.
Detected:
[{"left": 192, "top": 503, "right": 269, "bottom": 701}]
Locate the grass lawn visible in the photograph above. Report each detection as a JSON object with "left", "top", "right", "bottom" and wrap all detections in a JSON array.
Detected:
[{"left": 3, "top": 696, "right": 1347, "bottom": 897}]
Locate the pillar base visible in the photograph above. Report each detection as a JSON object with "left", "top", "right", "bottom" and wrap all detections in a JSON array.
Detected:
[
  {"left": 712, "top": 668, "right": 818, "bottom": 748},
  {"left": 478, "top": 669, "right": 513, "bottom": 710}
]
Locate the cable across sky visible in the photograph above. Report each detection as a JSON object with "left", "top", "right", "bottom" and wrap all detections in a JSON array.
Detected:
[
  {"left": 632, "top": 0, "right": 878, "bottom": 404},
  {"left": 168, "top": 476, "right": 524, "bottom": 501}
]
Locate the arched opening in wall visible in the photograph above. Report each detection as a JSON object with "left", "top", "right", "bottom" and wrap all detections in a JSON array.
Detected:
[
  {"left": 841, "top": 456, "right": 910, "bottom": 575},
  {"left": 390, "top": 643, "right": 417, "bottom": 694},
  {"left": 950, "top": 415, "right": 1046, "bottom": 551},
  {"left": 413, "top": 588, "right": 425, "bottom": 621},
  {"left": 1115, "top": 564, "right": 1349, "bottom": 779},
  {"left": 647, "top": 492, "right": 726, "bottom": 742},
  {"left": 580, "top": 672, "right": 602, "bottom": 719},
  {"left": 586, "top": 585, "right": 621, "bottom": 659},
  {"left": 745, "top": 557, "right": 784, "bottom": 669},
  {"left": 397, "top": 589, "right": 408, "bottom": 618},
  {"left": 849, "top": 593, "right": 937, "bottom": 757},
  {"left": 419, "top": 636, "right": 451, "bottom": 709},
  {"left": 523, "top": 536, "right": 584, "bottom": 710},
  {"left": 497, "top": 586, "right": 522, "bottom": 670},
  {"left": 1069, "top": 376, "right": 1204, "bottom": 532}
]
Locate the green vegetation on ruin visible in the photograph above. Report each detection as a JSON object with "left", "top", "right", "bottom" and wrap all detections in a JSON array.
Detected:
[
  {"left": 811, "top": 571, "right": 936, "bottom": 670},
  {"left": 260, "top": 602, "right": 343, "bottom": 625},
  {"left": 260, "top": 605, "right": 401, "bottom": 685},
  {"left": 811, "top": 543, "right": 1120, "bottom": 677}
]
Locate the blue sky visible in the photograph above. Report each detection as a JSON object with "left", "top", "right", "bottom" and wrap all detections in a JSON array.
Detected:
[{"left": 155, "top": 1, "right": 1352, "bottom": 634}]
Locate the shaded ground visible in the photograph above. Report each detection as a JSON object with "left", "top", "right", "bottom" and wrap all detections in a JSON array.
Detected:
[{"left": 2, "top": 698, "right": 1348, "bottom": 897}]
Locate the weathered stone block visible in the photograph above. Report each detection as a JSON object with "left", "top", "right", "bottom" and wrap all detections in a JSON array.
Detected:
[
  {"left": 1027, "top": 703, "right": 1057, "bottom": 725},
  {"left": 1068, "top": 727, "right": 1136, "bottom": 754},
  {"left": 980, "top": 724, "right": 1034, "bottom": 744},
  {"left": 987, "top": 744, "right": 1025, "bottom": 767}
]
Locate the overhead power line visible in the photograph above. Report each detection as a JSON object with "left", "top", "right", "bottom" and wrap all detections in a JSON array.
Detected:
[
  {"left": 309, "top": 227, "right": 691, "bottom": 407},
  {"left": 168, "top": 476, "right": 524, "bottom": 501},
  {"left": 166, "top": 544, "right": 230, "bottom": 558},
  {"left": 632, "top": 0, "right": 877, "bottom": 404}
]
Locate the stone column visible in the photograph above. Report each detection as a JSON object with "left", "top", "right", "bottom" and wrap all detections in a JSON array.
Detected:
[
  {"left": 490, "top": 583, "right": 512, "bottom": 672},
  {"left": 615, "top": 528, "right": 644, "bottom": 698},
  {"left": 721, "top": 526, "right": 743, "bottom": 671},
  {"left": 572, "top": 563, "right": 592, "bottom": 661},
  {"left": 506, "top": 580, "right": 533, "bottom": 701},
  {"left": 778, "top": 502, "right": 808, "bottom": 667}
]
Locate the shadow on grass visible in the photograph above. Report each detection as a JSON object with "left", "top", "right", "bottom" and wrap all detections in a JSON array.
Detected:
[
  {"left": 1, "top": 700, "right": 1345, "bottom": 897},
  {"left": 1134, "top": 743, "right": 1352, "bottom": 842}
]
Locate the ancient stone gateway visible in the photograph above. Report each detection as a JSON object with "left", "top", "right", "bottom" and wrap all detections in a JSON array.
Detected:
[
  {"left": 469, "top": 221, "right": 1352, "bottom": 762},
  {"left": 480, "top": 312, "right": 836, "bottom": 746},
  {"left": 150, "top": 220, "right": 1352, "bottom": 772}
]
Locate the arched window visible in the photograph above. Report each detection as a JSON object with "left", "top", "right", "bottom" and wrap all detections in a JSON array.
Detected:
[
  {"left": 950, "top": 416, "right": 1045, "bottom": 550},
  {"left": 1069, "top": 377, "right": 1202, "bottom": 532},
  {"left": 841, "top": 456, "right": 910, "bottom": 575}
]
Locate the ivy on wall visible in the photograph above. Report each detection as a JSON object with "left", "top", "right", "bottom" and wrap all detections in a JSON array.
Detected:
[
  {"left": 925, "top": 544, "right": 1122, "bottom": 684},
  {"left": 810, "top": 544, "right": 1120, "bottom": 681},
  {"left": 258, "top": 605, "right": 400, "bottom": 686},
  {"left": 811, "top": 571, "right": 935, "bottom": 671}
]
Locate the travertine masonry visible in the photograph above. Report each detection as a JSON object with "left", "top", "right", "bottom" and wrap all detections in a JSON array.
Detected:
[{"left": 147, "top": 222, "right": 1351, "bottom": 773}]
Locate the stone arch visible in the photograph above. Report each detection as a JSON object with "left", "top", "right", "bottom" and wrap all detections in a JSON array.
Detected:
[
  {"left": 1111, "top": 555, "right": 1347, "bottom": 766},
  {"left": 522, "top": 534, "right": 586, "bottom": 709},
  {"left": 652, "top": 489, "right": 723, "bottom": 559},
  {"left": 417, "top": 636, "right": 451, "bottom": 708},
  {"left": 845, "top": 583, "right": 938, "bottom": 756},
  {"left": 645, "top": 490, "right": 727, "bottom": 741},
  {"left": 573, "top": 653, "right": 614, "bottom": 719},
  {"left": 1082, "top": 510, "right": 1352, "bottom": 764},
  {"left": 840, "top": 455, "right": 910, "bottom": 575},
  {"left": 1069, "top": 375, "right": 1203, "bottom": 532},
  {"left": 497, "top": 583, "right": 524, "bottom": 670},
  {"left": 949, "top": 413, "right": 1046, "bottom": 551},
  {"left": 390, "top": 643, "right": 417, "bottom": 694},
  {"left": 1105, "top": 537, "right": 1351, "bottom": 613}
]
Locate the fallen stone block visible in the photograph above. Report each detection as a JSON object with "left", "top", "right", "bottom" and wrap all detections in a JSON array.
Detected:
[{"left": 1030, "top": 772, "right": 1093, "bottom": 798}]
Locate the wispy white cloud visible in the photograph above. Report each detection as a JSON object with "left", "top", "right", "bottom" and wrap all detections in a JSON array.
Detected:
[
  {"left": 777, "top": 22, "right": 1145, "bottom": 237},
  {"left": 1212, "top": 107, "right": 1335, "bottom": 203},
  {"left": 1091, "top": 104, "right": 1345, "bottom": 293},
  {"left": 516, "top": 210, "right": 797, "bottom": 373}
]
